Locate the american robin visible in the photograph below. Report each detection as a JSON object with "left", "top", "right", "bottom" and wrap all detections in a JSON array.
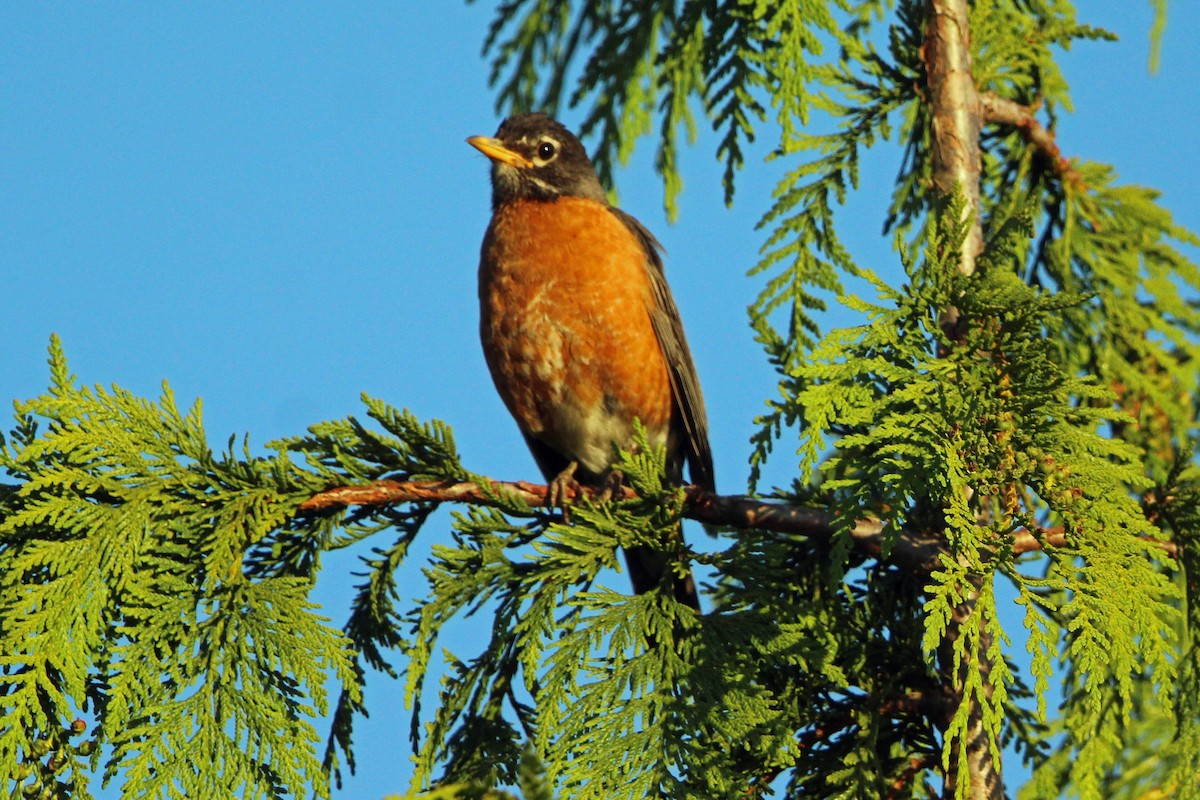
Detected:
[{"left": 468, "top": 112, "right": 715, "bottom": 610}]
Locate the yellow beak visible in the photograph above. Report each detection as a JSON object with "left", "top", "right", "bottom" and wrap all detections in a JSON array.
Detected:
[{"left": 466, "top": 136, "right": 533, "bottom": 169}]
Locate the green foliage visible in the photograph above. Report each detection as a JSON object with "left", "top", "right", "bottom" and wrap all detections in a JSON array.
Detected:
[
  {"left": 400, "top": 418, "right": 943, "bottom": 798},
  {"left": 4, "top": 2, "right": 1200, "bottom": 799},
  {"left": 382, "top": 747, "right": 556, "bottom": 800},
  {"left": 470, "top": 2, "right": 1200, "bottom": 796},
  {"left": 748, "top": 197, "right": 1182, "bottom": 797},
  {"left": 477, "top": 0, "right": 888, "bottom": 217},
  {"left": 1148, "top": 0, "right": 1168, "bottom": 73},
  {"left": 403, "top": 426, "right": 708, "bottom": 798},
  {"left": 1019, "top": 457, "right": 1200, "bottom": 800},
  {"left": 0, "top": 337, "right": 469, "bottom": 799}
]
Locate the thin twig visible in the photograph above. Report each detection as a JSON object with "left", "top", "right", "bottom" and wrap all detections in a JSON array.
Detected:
[{"left": 979, "top": 92, "right": 1084, "bottom": 189}]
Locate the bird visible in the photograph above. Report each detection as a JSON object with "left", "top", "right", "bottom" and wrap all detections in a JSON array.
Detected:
[{"left": 467, "top": 112, "right": 715, "bottom": 610}]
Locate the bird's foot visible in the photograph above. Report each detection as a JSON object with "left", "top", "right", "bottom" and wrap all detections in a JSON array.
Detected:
[
  {"left": 547, "top": 461, "right": 581, "bottom": 522},
  {"left": 596, "top": 469, "right": 626, "bottom": 504}
]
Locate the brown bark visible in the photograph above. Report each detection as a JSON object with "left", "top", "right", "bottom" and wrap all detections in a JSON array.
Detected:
[
  {"left": 979, "top": 92, "right": 1082, "bottom": 189},
  {"left": 923, "top": 0, "right": 983, "bottom": 277},
  {"left": 297, "top": 479, "right": 1175, "bottom": 562},
  {"left": 923, "top": 1, "right": 1002, "bottom": 797}
]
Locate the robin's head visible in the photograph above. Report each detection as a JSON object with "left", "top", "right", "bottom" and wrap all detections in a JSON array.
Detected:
[{"left": 468, "top": 113, "right": 606, "bottom": 207}]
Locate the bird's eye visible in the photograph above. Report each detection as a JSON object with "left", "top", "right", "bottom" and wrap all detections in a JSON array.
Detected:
[{"left": 537, "top": 140, "right": 558, "bottom": 161}]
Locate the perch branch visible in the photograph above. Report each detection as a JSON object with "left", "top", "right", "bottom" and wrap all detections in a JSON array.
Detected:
[{"left": 298, "top": 478, "right": 1177, "bottom": 563}]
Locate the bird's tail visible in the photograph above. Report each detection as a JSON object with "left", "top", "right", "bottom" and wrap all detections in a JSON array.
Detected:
[{"left": 623, "top": 522, "right": 700, "bottom": 610}]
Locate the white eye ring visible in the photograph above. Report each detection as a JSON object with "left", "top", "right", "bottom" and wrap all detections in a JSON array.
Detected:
[{"left": 535, "top": 139, "right": 559, "bottom": 164}]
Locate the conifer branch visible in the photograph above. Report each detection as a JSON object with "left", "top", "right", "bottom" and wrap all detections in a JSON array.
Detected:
[
  {"left": 299, "top": 479, "right": 1178, "bottom": 564},
  {"left": 298, "top": 478, "right": 554, "bottom": 510},
  {"left": 300, "top": 478, "right": 912, "bottom": 552},
  {"left": 980, "top": 92, "right": 1083, "bottom": 189},
  {"left": 299, "top": 477, "right": 875, "bottom": 535},
  {"left": 888, "top": 755, "right": 939, "bottom": 800},
  {"left": 746, "top": 693, "right": 939, "bottom": 797}
]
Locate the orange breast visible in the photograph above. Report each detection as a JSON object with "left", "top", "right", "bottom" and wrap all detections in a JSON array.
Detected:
[{"left": 478, "top": 196, "right": 674, "bottom": 478}]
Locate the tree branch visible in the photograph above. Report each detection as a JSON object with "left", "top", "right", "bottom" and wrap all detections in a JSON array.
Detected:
[
  {"left": 745, "top": 692, "right": 939, "bottom": 798},
  {"left": 300, "top": 478, "right": 926, "bottom": 559},
  {"left": 980, "top": 92, "right": 1083, "bottom": 189},
  {"left": 298, "top": 478, "right": 1175, "bottom": 563}
]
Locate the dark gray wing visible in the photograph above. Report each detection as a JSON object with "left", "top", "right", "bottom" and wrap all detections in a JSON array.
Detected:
[{"left": 610, "top": 207, "right": 715, "bottom": 492}]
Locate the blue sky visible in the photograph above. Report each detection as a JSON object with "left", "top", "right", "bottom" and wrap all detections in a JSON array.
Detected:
[{"left": 2, "top": 3, "right": 1198, "bottom": 798}]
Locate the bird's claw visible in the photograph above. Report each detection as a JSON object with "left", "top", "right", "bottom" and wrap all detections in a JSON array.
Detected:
[
  {"left": 547, "top": 461, "right": 582, "bottom": 522},
  {"left": 596, "top": 469, "right": 625, "bottom": 504}
]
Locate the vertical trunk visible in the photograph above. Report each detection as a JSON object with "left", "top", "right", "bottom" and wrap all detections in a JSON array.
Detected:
[
  {"left": 935, "top": 574, "right": 1003, "bottom": 800},
  {"left": 925, "top": 0, "right": 983, "bottom": 277},
  {"left": 923, "top": 1, "right": 1002, "bottom": 798}
]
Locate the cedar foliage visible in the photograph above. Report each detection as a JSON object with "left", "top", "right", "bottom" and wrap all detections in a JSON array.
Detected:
[{"left": 3, "top": 2, "right": 1199, "bottom": 799}]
